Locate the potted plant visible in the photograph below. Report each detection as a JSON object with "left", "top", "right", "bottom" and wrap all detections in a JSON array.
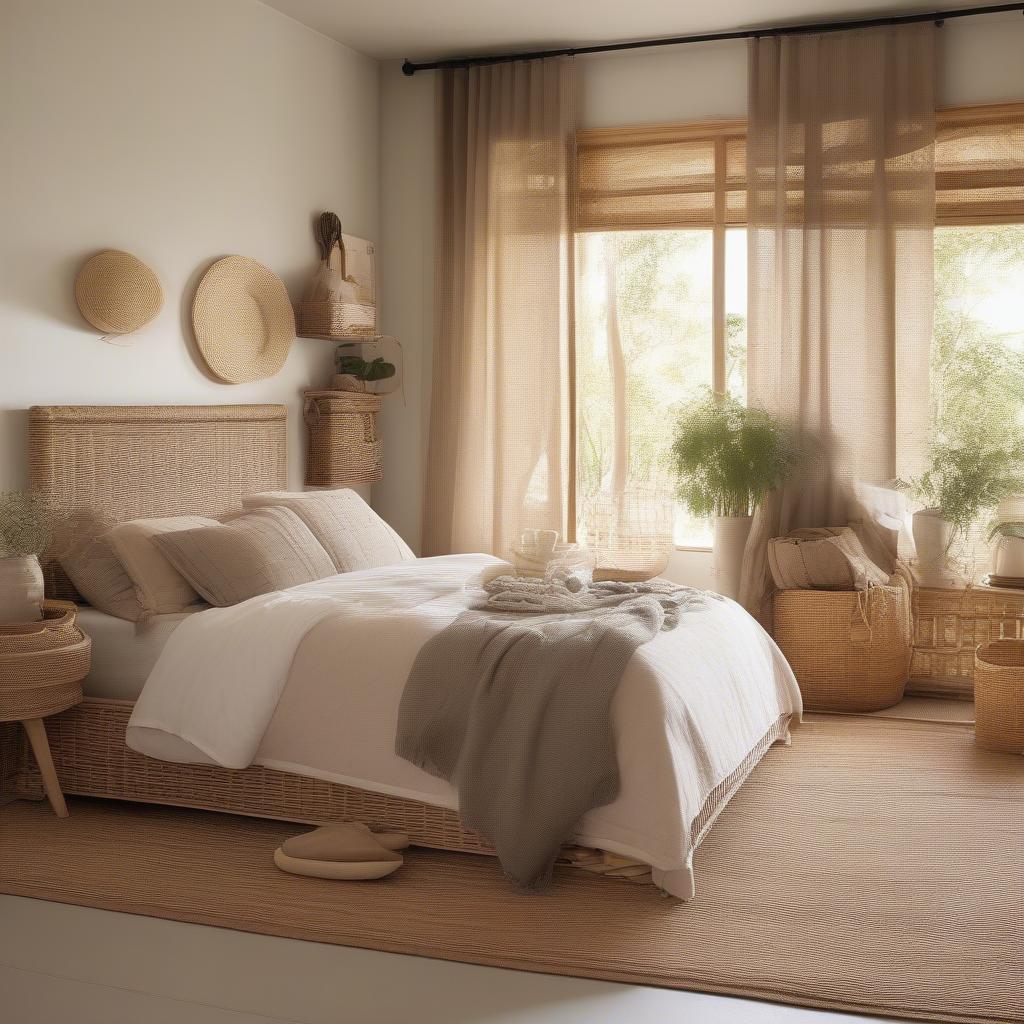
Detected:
[
  {"left": 669, "top": 394, "right": 805, "bottom": 599},
  {"left": 903, "top": 434, "right": 1024, "bottom": 583},
  {"left": 988, "top": 494, "right": 1024, "bottom": 579},
  {"left": 0, "top": 490, "right": 55, "bottom": 623}
]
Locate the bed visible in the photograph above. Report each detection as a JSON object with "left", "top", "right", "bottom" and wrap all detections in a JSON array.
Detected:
[{"left": 7, "top": 404, "right": 801, "bottom": 900}]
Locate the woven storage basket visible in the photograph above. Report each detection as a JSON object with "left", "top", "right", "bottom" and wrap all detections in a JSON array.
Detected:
[
  {"left": 303, "top": 390, "right": 382, "bottom": 486},
  {"left": 773, "top": 585, "right": 912, "bottom": 711},
  {"left": 0, "top": 600, "right": 91, "bottom": 721},
  {"left": 974, "top": 640, "right": 1024, "bottom": 753}
]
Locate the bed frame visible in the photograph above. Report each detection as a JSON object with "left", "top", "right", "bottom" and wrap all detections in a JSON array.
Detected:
[{"left": 3, "top": 403, "right": 792, "bottom": 899}]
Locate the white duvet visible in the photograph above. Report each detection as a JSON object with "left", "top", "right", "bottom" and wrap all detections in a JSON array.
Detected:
[{"left": 127, "top": 554, "right": 802, "bottom": 898}]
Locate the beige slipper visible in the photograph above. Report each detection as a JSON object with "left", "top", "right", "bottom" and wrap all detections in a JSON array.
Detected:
[{"left": 274, "top": 823, "right": 404, "bottom": 881}]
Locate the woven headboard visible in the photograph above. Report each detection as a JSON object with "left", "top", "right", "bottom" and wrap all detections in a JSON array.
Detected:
[{"left": 28, "top": 404, "right": 288, "bottom": 600}]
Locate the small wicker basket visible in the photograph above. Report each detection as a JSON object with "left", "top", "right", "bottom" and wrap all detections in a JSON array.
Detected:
[
  {"left": 303, "top": 390, "right": 383, "bottom": 487},
  {"left": 0, "top": 600, "right": 91, "bottom": 721},
  {"left": 773, "top": 585, "right": 912, "bottom": 712},
  {"left": 974, "top": 640, "right": 1024, "bottom": 754}
]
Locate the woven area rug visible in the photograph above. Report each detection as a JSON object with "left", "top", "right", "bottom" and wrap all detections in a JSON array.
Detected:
[{"left": 1, "top": 715, "right": 1020, "bottom": 1024}]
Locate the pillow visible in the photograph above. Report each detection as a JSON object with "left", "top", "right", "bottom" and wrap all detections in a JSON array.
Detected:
[
  {"left": 242, "top": 489, "right": 414, "bottom": 572},
  {"left": 151, "top": 506, "right": 335, "bottom": 607},
  {"left": 61, "top": 534, "right": 144, "bottom": 621},
  {"left": 768, "top": 527, "right": 889, "bottom": 592},
  {"left": 108, "top": 516, "right": 219, "bottom": 614}
]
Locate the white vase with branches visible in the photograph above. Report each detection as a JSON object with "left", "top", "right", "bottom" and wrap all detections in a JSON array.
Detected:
[{"left": 0, "top": 491, "right": 55, "bottom": 623}]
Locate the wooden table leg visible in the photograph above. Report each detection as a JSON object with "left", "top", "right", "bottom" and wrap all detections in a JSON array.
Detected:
[{"left": 21, "top": 718, "right": 67, "bottom": 817}]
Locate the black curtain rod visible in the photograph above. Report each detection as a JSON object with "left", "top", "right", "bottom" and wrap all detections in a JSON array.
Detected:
[{"left": 401, "top": 2, "right": 1024, "bottom": 75}]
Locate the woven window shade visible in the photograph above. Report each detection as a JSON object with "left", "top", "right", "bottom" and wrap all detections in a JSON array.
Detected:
[
  {"left": 935, "top": 105, "right": 1024, "bottom": 225},
  {"left": 577, "top": 122, "right": 746, "bottom": 231},
  {"left": 578, "top": 105, "right": 1024, "bottom": 231}
]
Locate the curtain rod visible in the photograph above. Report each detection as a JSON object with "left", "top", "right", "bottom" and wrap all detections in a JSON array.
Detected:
[{"left": 401, "top": 2, "right": 1024, "bottom": 75}]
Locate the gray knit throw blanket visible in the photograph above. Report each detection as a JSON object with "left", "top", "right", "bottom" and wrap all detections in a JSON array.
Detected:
[{"left": 395, "top": 575, "right": 713, "bottom": 891}]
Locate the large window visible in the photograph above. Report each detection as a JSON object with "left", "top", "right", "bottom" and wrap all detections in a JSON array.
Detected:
[{"left": 574, "top": 106, "right": 1024, "bottom": 554}]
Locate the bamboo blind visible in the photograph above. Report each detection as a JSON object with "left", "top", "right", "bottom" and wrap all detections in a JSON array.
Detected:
[{"left": 577, "top": 103, "right": 1024, "bottom": 230}]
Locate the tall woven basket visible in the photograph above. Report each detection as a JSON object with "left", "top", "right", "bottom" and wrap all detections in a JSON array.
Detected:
[
  {"left": 974, "top": 640, "right": 1024, "bottom": 754},
  {"left": 773, "top": 584, "right": 912, "bottom": 712},
  {"left": 303, "top": 390, "right": 383, "bottom": 487}
]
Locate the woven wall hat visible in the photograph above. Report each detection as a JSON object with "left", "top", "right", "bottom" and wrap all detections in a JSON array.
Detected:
[
  {"left": 75, "top": 250, "right": 163, "bottom": 336},
  {"left": 191, "top": 256, "right": 295, "bottom": 384}
]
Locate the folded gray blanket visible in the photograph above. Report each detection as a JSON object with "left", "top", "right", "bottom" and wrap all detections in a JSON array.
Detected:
[{"left": 395, "top": 578, "right": 710, "bottom": 890}]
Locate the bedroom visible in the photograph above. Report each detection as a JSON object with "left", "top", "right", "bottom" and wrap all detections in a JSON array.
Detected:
[{"left": 0, "top": 0, "right": 1021, "bottom": 1022}]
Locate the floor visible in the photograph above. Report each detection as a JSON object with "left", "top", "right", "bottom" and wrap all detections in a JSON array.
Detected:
[
  {"left": 0, "top": 894, "right": 894, "bottom": 1024},
  {"left": 6, "top": 699, "right": 964, "bottom": 1022}
]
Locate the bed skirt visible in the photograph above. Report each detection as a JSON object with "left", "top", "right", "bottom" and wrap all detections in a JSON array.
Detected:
[{"left": 7, "top": 698, "right": 792, "bottom": 898}]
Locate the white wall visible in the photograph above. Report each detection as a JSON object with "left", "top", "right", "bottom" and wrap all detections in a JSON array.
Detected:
[
  {"left": 375, "top": 12, "right": 1024, "bottom": 583},
  {"left": 0, "top": 0, "right": 379, "bottom": 492}
]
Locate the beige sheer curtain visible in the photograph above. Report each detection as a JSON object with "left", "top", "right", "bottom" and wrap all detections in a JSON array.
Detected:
[
  {"left": 422, "top": 58, "right": 576, "bottom": 559},
  {"left": 739, "top": 25, "right": 937, "bottom": 622}
]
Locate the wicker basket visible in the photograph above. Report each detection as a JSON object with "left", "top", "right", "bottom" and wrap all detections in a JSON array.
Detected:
[
  {"left": 773, "top": 585, "right": 912, "bottom": 711},
  {"left": 303, "top": 390, "right": 383, "bottom": 486},
  {"left": 974, "top": 640, "right": 1024, "bottom": 753},
  {"left": 0, "top": 600, "right": 91, "bottom": 721}
]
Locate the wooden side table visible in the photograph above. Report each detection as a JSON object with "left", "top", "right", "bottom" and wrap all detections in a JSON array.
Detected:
[{"left": 0, "top": 600, "right": 90, "bottom": 817}]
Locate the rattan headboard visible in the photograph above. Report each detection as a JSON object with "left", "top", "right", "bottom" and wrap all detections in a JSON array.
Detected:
[{"left": 28, "top": 404, "right": 288, "bottom": 600}]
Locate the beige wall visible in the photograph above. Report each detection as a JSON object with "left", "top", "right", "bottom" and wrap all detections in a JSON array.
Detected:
[
  {"left": 375, "top": 12, "right": 1024, "bottom": 583},
  {"left": 0, "top": 0, "right": 379, "bottom": 492}
]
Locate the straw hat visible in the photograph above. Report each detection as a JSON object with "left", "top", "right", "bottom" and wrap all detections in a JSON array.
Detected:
[
  {"left": 192, "top": 256, "right": 295, "bottom": 384},
  {"left": 75, "top": 250, "right": 163, "bottom": 335}
]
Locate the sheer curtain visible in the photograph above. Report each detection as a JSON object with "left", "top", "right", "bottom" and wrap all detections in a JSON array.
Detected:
[
  {"left": 739, "top": 25, "right": 937, "bottom": 622},
  {"left": 422, "top": 58, "right": 577, "bottom": 559}
]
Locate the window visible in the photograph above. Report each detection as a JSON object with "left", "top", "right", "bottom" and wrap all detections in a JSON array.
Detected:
[
  {"left": 575, "top": 123, "right": 746, "bottom": 549},
  {"left": 573, "top": 105, "right": 1024, "bottom": 554}
]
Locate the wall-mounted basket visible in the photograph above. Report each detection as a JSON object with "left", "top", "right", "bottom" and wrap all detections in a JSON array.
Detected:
[
  {"left": 303, "top": 390, "right": 382, "bottom": 486},
  {"left": 296, "top": 213, "right": 377, "bottom": 340}
]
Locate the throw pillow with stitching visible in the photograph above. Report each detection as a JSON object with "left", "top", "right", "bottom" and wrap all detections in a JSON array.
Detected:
[
  {"left": 242, "top": 488, "right": 414, "bottom": 572},
  {"left": 61, "top": 533, "right": 144, "bottom": 621},
  {"left": 151, "top": 506, "right": 335, "bottom": 607}
]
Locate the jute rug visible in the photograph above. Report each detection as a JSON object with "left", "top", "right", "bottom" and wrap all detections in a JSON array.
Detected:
[{"left": 1, "top": 715, "right": 1020, "bottom": 1024}]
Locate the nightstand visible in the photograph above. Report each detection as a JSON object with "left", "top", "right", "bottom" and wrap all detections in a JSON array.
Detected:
[{"left": 0, "top": 600, "right": 91, "bottom": 817}]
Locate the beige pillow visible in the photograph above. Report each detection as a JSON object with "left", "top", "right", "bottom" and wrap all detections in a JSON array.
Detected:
[
  {"left": 243, "top": 489, "right": 414, "bottom": 572},
  {"left": 152, "top": 506, "right": 335, "bottom": 607},
  {"left": 61, "top": 534, "right": 143, "bottom": 621},
  {"left": 108, "top": 516, "right": 218, "bottom": 614}
]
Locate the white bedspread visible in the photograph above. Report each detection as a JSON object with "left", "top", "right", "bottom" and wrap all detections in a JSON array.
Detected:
[{"left": 127, "top": 554, "right": 802, "bottom": 898}]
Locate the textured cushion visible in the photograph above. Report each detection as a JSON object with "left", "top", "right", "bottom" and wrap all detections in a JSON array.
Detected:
[
  {"left": 108, "top": 516, "right": 218, "bottom": 614},
  {"left": 243, "top": 489, "right": 414, "bottom": 572},
  {"left": 61, "top": 534, "right": 143, "bottom": 621},
  {"left": 768, "top": 527, "right": 889, "bottom": 592},
  {"left": 152, "top": 506, "right": 335, "bottom": 607}
]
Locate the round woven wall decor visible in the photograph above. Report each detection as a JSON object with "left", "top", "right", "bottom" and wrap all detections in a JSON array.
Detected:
[
  {"left": 192, "top": 256, "right": 296, "bottom": 384},
  {"left": 75, "top": 250, "right": 163, "bottom": 335}
]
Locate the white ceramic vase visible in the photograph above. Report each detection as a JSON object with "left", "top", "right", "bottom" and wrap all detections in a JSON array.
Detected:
[
  {"left": 0, "top": 554, "right": 45, "bottom": 624},
  {"left": 912, "top": 509, "right": 954, "bottom": 583},
  {"left": 712, "top": 515, "right": 753, "bottom": 600},
  {"left": 994, "top": 536, "right": 1024, "bottom": 578}
]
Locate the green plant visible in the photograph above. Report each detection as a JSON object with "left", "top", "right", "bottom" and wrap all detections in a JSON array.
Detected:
[
  {"left": 988, "top": 520, "right": 1024, "bottom": 542},
  {"left": 668, "top": 393, "right": 806, "bottom": 518},
  {"left": 902, "top": 433, "right": 1024, "bottom": 539},
  {"left": 337, "top": 355, "right": 396, "bottom": 382},
  {"left": 0, "top": 490, "right": 56, "bottom": 558}
]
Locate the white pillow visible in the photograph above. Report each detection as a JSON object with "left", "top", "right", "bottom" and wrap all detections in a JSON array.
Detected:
[
  {"left": 243, "top": 489, "right": 414, "bottom": 573},
  {"left": 108, "top": 516, "right": 219, "bottom": 614}
]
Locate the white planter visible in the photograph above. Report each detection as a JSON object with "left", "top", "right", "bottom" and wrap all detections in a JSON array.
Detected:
[
  {"left": 912, "top": 509, "right": 954, "bottom": 584},
  {"left": 712, "top": 515, "right": 753, "bottom": 600},
  {"left": 994, "top": 535, "right": 1024, "bottom": 578},
  {"left": 0, "top": 554, "right": 44, "bottom": 624}
]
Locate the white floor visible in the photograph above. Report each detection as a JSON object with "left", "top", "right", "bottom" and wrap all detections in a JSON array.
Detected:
[{"left": 0, "top": 895, "right": 893, "bottom": 1024}]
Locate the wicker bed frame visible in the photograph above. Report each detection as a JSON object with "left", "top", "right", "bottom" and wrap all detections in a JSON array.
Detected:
[{"left": 2, "top": 403, "right": 792, "bottom": 898}]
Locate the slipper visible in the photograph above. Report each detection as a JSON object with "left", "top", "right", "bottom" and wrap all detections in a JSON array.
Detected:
[
  {"left": 350, "top": 821, "right": 410, "bottom": 851},
  {"left": 274, "top": 823, "right": 404, "bottom": 881}
]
